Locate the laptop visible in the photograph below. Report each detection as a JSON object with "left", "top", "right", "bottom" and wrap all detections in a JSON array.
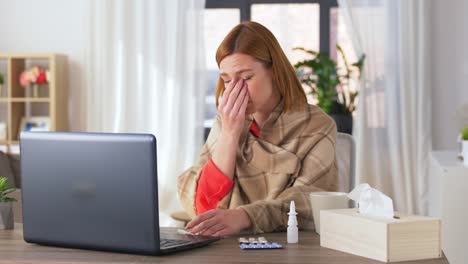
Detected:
[{"left": 19, "top": 131, "right": 220, "bottom": 255}]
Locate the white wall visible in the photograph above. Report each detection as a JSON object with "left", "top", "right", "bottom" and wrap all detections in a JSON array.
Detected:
[
  {"left": 431, "top": 0, "right": 468, "bottom": 150},
  {"left": 0, "top": 0, "right": 87, "bottom": 131}
]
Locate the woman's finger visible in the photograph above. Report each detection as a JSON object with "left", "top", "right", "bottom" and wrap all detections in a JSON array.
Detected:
[
  {"left": 200, "top": 223, "right": 225, "bottom": 236},
  {"left": 222, "top": 78, "right": 238, "bottom": 99},
  {"left": 224, "top": 79, "right": 244, "bottom": 112},
  {"left": 188, "top": 215, "right": 219, "bottom": 235},
  {"left": 231, "top": 86, "right": 247, "bottom": 115},
  {"left": 238, "top": 89, "right": 250, "bottom": 117},
  {"left": 185, "top": 209, "right": 217, "bottom": 230},
  {"left": 213, "top": 228, "right": 232, "bottom": 237},
  {"left": 217, "top": 95, "right": 226, "bottom": 113}
]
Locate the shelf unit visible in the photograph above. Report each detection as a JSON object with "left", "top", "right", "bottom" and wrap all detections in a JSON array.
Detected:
[{"left": 0, "top": 53, "right": 68, "bottom": 153}]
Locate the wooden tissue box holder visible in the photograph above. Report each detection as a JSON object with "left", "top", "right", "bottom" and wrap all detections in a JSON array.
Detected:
[{"left": 320, "top": 208, "right": 441, "bottom": 262}]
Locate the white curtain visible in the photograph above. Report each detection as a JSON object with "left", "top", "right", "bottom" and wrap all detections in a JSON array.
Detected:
[
  {"left": 338, "top": 0, "right": 432, "bottom": 214},
  {"left": 85, "top": 0, "right": 206, "bottom": 225}
]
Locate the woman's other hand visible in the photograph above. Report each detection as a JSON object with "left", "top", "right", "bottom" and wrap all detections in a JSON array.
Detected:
[{"left": 185, "top": 208, "right": 252, "bottom": 237}]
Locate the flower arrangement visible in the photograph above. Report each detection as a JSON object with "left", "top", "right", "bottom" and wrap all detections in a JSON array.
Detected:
[{"left": 19, "top": 66, "right": 50, "bottom": 97}]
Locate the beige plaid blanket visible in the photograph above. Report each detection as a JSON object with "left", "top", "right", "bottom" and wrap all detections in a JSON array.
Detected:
[{"left": 177, "top": 101, "right": 338, "bottom": 233}]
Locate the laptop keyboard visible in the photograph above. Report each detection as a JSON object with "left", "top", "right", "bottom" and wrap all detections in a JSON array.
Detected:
[{"left": 160, "top": 238, "right": 193, "bottom": 248}]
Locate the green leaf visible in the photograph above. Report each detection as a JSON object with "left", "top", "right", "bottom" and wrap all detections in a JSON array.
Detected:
[
  {"left": 0, "top": 177, "right": 8, "bottom": 191},
  {"left": 292, "top": 47, "right": 318, "bottom": 56},
  {"left": 352, "top": 54, "right": 366, "bottom": 73},
  {"left": 2, "top": 188, "right": 15, "bottom": 196},
  {"left": 0, "top": 177, "right": 14, "bottom": 199},
  {"left": 0, "top": 197, "right": 16, "bottom": 203},
  {"left": 462, "top": 126, "right": 468, "bottom": 140}
]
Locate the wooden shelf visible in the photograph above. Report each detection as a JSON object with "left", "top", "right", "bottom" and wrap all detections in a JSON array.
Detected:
[
  {"left": 0, "top": 53, "right": 55, "bottom": 59},
  {"left": 11, "top": 98, "right": 50, "bottom": 103},
  {"left": 0, "top": 53, "right": 68, "bottom": 153},
  {"left": 0, "top": 140, "right": 19, "bottom": 145},
  {"left": 0, "top": 98, "right": 50, "bottom": 103}
]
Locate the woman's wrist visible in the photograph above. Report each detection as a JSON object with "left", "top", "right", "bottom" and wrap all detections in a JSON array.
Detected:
[
  {"left": 210, "top": 129, "right": 240, "bottom": 179},
  {"left": 219, "top": 129, "right": 241, "bottom": 145},
  {"left": 236, "top": 208, "right": 252, "bottom": 230}
]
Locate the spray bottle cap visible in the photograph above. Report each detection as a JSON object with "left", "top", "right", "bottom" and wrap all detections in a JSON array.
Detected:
[
  {"left": 288, "top": 200, "right": 298, "bottom": 226},
  {"left": 288, "top": 201, "right": 297, "bottom": 215}
]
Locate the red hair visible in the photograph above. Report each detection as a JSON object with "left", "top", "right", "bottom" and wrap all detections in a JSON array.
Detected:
[{"left": 215, "top": 21, "right": 307, "bottom": 112}]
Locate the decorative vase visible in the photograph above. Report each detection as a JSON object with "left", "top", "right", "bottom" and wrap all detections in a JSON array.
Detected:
[
  {"left": 31, "top": 83, "right": 39, "bottom": 98},
  {"left": 0, "top": 202, "right": 14, "bottom": 230},
  {"left": 330, "top": 114, "right": 353, "bottom": 135},
  {"left": 463, "top": 140, "right": 468, "bottom": 166}
]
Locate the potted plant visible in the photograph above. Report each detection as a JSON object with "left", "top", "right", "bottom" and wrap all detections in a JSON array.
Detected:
[
  {"left": 0, "top": 177, "right": 17, "bottom": 229},
  {"left": 456, "top": 103, "right": 468, "bottom": 159},
  {"left": 462, "top": 126, "right": 468, "bottom": 166},
  {"left": 293, "top": 45, "right": 365, "bottom": 134}
]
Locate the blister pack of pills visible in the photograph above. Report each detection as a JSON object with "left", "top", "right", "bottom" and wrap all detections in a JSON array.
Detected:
[
  {"left": 238, "top": 237, "right": 283, "bottom": 250},
  {"left": 239, "top": 242, "right": 283, "bottom": 250}
]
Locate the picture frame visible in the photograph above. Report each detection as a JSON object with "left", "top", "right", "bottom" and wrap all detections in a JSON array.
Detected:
[{"left": 18, "top": 116, "right": 50, "bottom": 136}]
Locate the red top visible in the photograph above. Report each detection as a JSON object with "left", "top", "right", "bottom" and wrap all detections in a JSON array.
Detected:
[{"left": 195, "top": 120, "right": 260, "bottom": 214}]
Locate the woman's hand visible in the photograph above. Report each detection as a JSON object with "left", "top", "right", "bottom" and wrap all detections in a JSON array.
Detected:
[
  {"left": 185, "top": 208, "right": 252, "bottom": 237},
  {"left": 218, "top": 79, "right": 250, "bottom": 139},
  {"left": 209, "top": 79, "right": 250, "bottom": 179}
]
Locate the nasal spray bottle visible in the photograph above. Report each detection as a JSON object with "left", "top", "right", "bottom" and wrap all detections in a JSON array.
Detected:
[{"left": 287, "top": 200, "right": 298, "bottom": 243}]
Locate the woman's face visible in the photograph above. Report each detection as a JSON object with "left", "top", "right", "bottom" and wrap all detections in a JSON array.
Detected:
[{"left": 219, "top": 53, "right": 278, "bottom": 115}]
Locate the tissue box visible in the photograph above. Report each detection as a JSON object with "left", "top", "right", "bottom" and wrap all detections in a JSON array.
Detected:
[{"left": 320, "top": 208, "right": 441, "bottom": 262}]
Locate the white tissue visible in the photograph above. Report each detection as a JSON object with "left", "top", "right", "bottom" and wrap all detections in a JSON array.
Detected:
[{"left": 348, "top": 183, "right": 394, "bottom": 219}]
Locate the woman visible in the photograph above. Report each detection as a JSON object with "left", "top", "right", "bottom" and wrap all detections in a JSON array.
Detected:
[{"left": 177, "top": 21, "right": 337, "bottom": 236}]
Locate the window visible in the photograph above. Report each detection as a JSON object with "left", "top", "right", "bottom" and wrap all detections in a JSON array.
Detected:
[
  {"left": 203, "top": 0, "right": 339, "bottom": 132},
  {"left": 203, "top": 8, "right": 240, "bottom": 128},
  {"left": 251, "top": 3, "right": 320, "bottom": 65}
]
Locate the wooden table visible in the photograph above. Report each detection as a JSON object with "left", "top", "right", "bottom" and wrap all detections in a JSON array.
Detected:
[{"left": 0, "top": 224, "right": 448, "bottom": 264}]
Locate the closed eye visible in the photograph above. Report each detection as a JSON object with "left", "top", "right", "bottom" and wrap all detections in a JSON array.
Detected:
[{"left": 222, "top": 75, "right": 253, "bottom": 84}]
